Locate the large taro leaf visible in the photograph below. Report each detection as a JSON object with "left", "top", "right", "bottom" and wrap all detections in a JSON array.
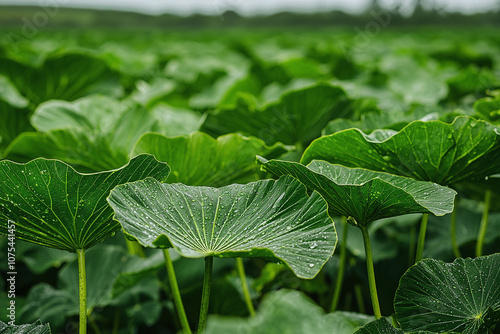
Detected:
[
  {"left": 132, "top": 131, "right": 288, "bottom": 187},
  {"left": 0, "top": 154, "right": 169, "bottom": 252},
  {"left": 258, "top": 158, "right": 456, "bottom": 227},
  {"left": 107, "top": 176, "right": 337, "bottom": 279},
  {"left": 4, "top": 95, "right": 201, "bottom": 171},
  {"left": 394, "top": 254, "right": 500, "bottom": 334},
  {"left": 0, "top": 53, "right": 123, "bottom": 106},
  {"left": 0, "top": 320, "right": 51, "bottom": 334},
  {"left": 302, "top": 116, "right": 500, "bottom": 185},
  {"left": 201, "top": 82, "right": 349, "bottom": 146},
  {"left": 205, "top": 289, "right": 373, "bottom": 334}
]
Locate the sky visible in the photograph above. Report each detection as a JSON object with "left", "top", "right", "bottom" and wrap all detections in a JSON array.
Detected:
[{"left": 0, "top": 0, "right": 498, "bottom": 16}]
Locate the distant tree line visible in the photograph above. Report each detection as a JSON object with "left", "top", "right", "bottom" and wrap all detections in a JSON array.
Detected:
[{"left": 0, "top": 4, "right": 498, "bottom": 29}]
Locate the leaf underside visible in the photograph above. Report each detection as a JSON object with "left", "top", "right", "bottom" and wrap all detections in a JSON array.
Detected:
[{"left": 258, "top": 158, "right": 456, "bottom": 227}]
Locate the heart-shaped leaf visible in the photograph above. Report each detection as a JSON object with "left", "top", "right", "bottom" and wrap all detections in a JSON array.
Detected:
[
  {"left": 258, "top": 158, "right": 456, "bottom": 227},
  {"left": 201, "top": 82, "right": 349, "bottom": 146},
  {"left": 394, "top": 253, "right": 500, "bottom": 334},
  {"left": 302, "top": 116, "right": 500, "bottom": 185},
  {"left": 206, "top": 289, "right": 373, "bottom": 334},
  {"left": 132, "top": 131, "right": 288, "bottom": 186},
  {"left": 0, "top": 154, "right": 170, "bottom": 251},
  {"left": 0, "top": 320, "right": 51, "bottom": 334},
  {"left": 107, "top": 176, "right": 337, "bottom": 279}
]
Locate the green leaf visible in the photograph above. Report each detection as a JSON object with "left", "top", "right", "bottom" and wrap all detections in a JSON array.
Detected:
[
  {"left": 302, "top": 116, "right": 500, "bottom": 185},
  {"left": 258, "top": 158, "right": 456, "bottom": 227},
  {"left": 17, "top": 241, "right": 76, "bottom": 274},
  {"left": 201, "top": 82, "right": 349, "bottom": 145},
  {"left": 132, "top": 131, "right": 288, "bottom": 187},
  {"left": 0, "top": 154, "right": 170, "bottom": 251},
  {"left": 4, "top": 96, "right": 200, "bottom": 171},
  {"left": 447, "top": 65, "right": 499, "bottom": 101},
  {"left": 19, "top": 244, "right": 163, "bottom": 329},
  {"left": 0, "top": 320, "right": 51, "bottom": 334},
  {"left": 0, "top": 53, "right": 123, "bottom": 106},
  {"left": 0, "top": 100, "right": 32, "bottom": 153},
  {"left": 394, "top": 253, "right": 500, "bottom": 334},
  {"left": 108, "top": 176, "right": 337, "bottom": 279},
  {"left": 354, "top": 318, "right": 402, "bottom": 334},
  {"left": 206, "top": 289, "right": 373, "bottom": 334},
  {"left": 0, "top": 75, "right": 29, "bottom": 108},
  {"left": 380, "top": 56, "right": 449, "bottom": 105},
  {"left": 425, "top": 204, "right": 500, "bottom": 261},
  {"left": 474, "top": 90, "right": 500, "bottom": 123}
]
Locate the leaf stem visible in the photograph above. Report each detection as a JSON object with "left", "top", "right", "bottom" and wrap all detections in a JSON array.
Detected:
[
  {"left": 354, "top": 284, "right": 366, "bottom": 314},
  {"left": 77, "top": 249, "right": 87, "bottom": 334},
  {"left": 450, "top": 199, "right": 461, "bottom": 258},
  {"left": 415, "top": 214, "right": 429, "bottom": 262},
  {"left": 236, "top": 258, "right": 255, "bottom": 317},
  {"left": 408, "top": 223, "right": 416, "bottom": 266},
  {"left": 330, "top": 216, "right": 348, "bottom": 312},
  {"left": 163, "top": 249, "right": 192, "bottom": 334},
  {"left": 360, "top": 226, "right": 382, "bottom": 319},
  {"left": 476, "top": 190, "right": 492, "bottom": 257},
  {"left": 198, "top": 256, "right": 213, "bottom": 333},
  {"left": 125, "top": 238, "right": 145, "bottom": 258}
]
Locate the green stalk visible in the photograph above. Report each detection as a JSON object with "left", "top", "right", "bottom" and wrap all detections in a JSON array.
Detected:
[
  {"left": 415, "top": 214, "right": 429, "bottom": 263},
  {"left": 408, "top": 223, "right": 416, "bottom": 266},
  {"left": 450, "top": 198, "right": 461, "bottom": 258},
  {"left": 125, "top": 238, "right": 145, "bottom": 258},
  {"left": 236, "top": 258, "right": 255, "bottom": 316},
  {"left": 330, "top": 216, "right": 348, "bottom": 312},
  {"left": 89, "top": 314, "right": 102, "bottom": 334},
  {"left": 476, "top": 190, "right": 492, "bottom": 257},
  {"left": 354, "top": 284, "right": 366, "bottom": 314},
  {"left": 198, "top": 256, "right": 213, "bottom": 334},
  {"left": 163, "top": 249, "right": 192, "bottom": 334},
  {"left": 360, "top": 226, "right": 382, "bottom": 319},
  {"left": 77, "top": 249, "right": 87, "bottom": 334}
]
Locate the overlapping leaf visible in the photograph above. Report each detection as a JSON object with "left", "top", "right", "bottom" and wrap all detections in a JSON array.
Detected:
[
  {"left": 474, "top": 90, "right": 500, "bottom": 123},
  {"left": 0, "top": 53, "right": 123, "bottom": 106},
  {"left": 201, "top": 82, "right": 349, "bottom": 146},
  {"left": 394, "top": 253, "right": 500, "bottom": 334},
  {"left": 206, "top": 289, "right": 373, "bottom": 334},
  {"left": 0, "top": 154, "right": 169, "bottom": 251},
  {"left": 132, "top": 131, "right": 288, "bottom": 186},
  {"left": 258, "top": 158, "right": 456, "bottom": 226},
  {"left": 302, "top": 116, "right": 500, "bottom": 185},
  {"left": 107, "top": 176, "right": 337, "bottom": 279},
  {"left": 4, "top": 96, "right": 202, "bottom": 171},
  {"left": 19, "top": 244, "right": 165, "bottom": 328}
]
